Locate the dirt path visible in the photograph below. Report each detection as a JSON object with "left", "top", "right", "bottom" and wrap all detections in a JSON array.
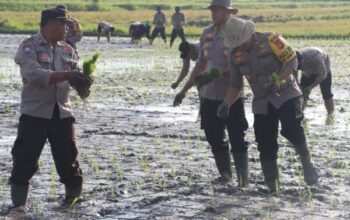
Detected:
[{"left": 0, "top": 34, "right": 349, "bottom": 219}]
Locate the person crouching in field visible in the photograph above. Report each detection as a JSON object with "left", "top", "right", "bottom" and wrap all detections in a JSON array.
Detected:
[
  {"left": 170, "top": 6, "right": 186, "bottom": 48},
  {"left": 150, "top": 6, "right": 167, "bottom": 45},
  {"left": 97, "top": 21, "right": 115, "bottom": 43},
  {"left": 296, "top": 47, "right": 335, "bottom": 114},
  {"left": 171, "top": 41, "right": 200, "bottom": 89},
  {"left": 218, "top": 17, "right": 318, "bottom": 192},
  {"left": 173, "top": 0, "right": 250, "bottom": 187},
  {"left": 8, "top": 7, "right": 91, "bottom": 217},
  {"left": 129, "top": 22, "right": 151, "bottom": 44}
]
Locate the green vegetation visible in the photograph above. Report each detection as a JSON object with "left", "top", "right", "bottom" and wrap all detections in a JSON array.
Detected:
[{"left": 0, "top": 0, "right": 350, "bottom": 38}]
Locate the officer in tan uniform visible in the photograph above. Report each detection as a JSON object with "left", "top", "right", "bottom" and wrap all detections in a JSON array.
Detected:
[
  {"left": 218, "top": 17, "right": 318, "bottom": 192},
  {"left": 173, "top": 0, "right": 249, "bottom": 187},
  {"left": 171, "top": 41, "right": 200, "bottom": 89},
  {"left": 56, "top": 5, "right": 83, "bottom": 50},
  {"left": 150, "top": 6, "right": 167, "bottom": 45},
  {"left": 296, "top": 47, "right": 334, "bottom": 114},
  {"left": 97, "top": 21, "right": 115, "bottom": 43},
  {"left": 9, "top": 7, "right": 90, "bottom": 214},
  {"left": 170, "top": 6, "right": 186, "bottom": 48}
]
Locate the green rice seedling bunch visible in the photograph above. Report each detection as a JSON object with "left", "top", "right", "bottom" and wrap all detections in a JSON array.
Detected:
[
  {"left": 267, "top": 72, "right": 286, "bottom": 96},
  {"left": 195, "top": 67, "right": 222, "bottom": 88},
  {"left": 75, "top": 51, "right": 100, "bottom": 99}
]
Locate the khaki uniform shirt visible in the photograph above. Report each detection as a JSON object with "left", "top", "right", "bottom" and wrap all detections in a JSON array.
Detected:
[
  {"left": 196, "top": 24, "right": 234, "bottom": 100},
  {"left": 99, "top": 21, "right": 113, "bottom": 34},
  {"left": 66, "top": 17, "right": 83, "bottom": 46},
  {"left": 190, "top": 41, "right": 200, "bottom": 61},
  {"left": 14, "top": 32, "right": 78, "bottom": 119},
  {"left": 172, "top": 12, "right": 185, "bottom": 29},
  {"left": 298, "top": 47, "right": 330, "bottom": 78},
  {"left": 229, "top": 32, "right": 301, "bottom": 115},
  {"left": 153, "top": 12, "right": 166, "bottom": 28}
]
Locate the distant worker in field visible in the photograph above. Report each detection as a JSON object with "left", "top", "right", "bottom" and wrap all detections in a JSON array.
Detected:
[
  {"left": 55, "top": 5, "right": 83, "bottom": 50},
  {"left": 150, "top": 6, "right": 167, "bottom": 45},
  {"left": 296, "top": 47, "right": 334, "bottom": 114},
  {"left": 173, "top": 0, "right": 250, "bottom": 187},
  {"left": 170, "top": 6, "right": 186, "bottom": 48},
  {"left": 97, "top": 21, "right": 115, "bottom": 43},
  {"left": 129, "top": 22, "right": 151, "bottom": 44},
  {"left": 171, "top": 41, "right": 200, "bottom": 89},
  {"left": 8, "top": 7, "right": 90, "bottom": 217}
]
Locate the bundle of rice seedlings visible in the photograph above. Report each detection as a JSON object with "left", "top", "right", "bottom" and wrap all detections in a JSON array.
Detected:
[
  {"left": 75, "top": 51, "right": 100, "bottom": 99},
  {"left": 195, "top": 67, "right": 222, "bottom": 88}
]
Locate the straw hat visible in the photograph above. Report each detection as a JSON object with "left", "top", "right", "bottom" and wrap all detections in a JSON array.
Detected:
[
  {"left": 208, "top": 0, "right": 238, "bottom": 14},
  {"left": 223, "top": 17, "right": 255, "bottom": 49}
]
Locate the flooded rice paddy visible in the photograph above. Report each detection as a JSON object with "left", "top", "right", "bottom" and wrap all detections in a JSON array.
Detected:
[{"left": 0, "top": 34, "right": 349, "bottom": 219}]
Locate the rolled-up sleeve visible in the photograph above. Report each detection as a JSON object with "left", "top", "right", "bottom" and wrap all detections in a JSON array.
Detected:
[
  {"left": 313, "top": 54, "right": 327, "bottom": 80},
  {"left": 14, "top": 41, "right": 52, "bottom": 86},
  {"left": 229, "top": 53, "right": 244, "bottom": 90}
]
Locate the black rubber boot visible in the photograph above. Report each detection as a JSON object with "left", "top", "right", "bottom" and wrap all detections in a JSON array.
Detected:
[
  {"left": 11, "top": 184, "right": 29, "bottom": 208},
  {"left": 232, "top": 151, "right": 249, "bottom": 187},
  {"left": 213, "top": 151, "right": 233, "bottom": 182},
  {"left": 60, "top": 185, "right": 82, "bottom": 209},
  {"left": 294, "top": 143, "right": 319, "bottom": 185},
  {"left": 261, "top": 160, "right": 280, "bottom": 192}
]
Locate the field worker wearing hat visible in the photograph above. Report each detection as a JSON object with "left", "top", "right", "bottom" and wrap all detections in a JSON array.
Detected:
[
  {"left": 170, "top": 6, "right": 186, "bottom": 48},
  {"left": 55, "top": 4, "right": 83, "bottom": 51},
  {"left": 97, "top": 21, "right": 115, "bottom": 43},
  {"left": 218, "top": 17, "right": 318, "bottom": 192},
  {"left": 171, "top": 41, "right": 201, "bottom": 89},
  {"left": 296, "top": 47, "right": 335, "bottom": 114},
  {"left": 150, "top": 6, "right": 167, "bottom": 45},
  {"left": 8, "top": 7, "right": 90, "bottom": 216},
  {"left": 173, "top": 0, "right": 249, "bottom": 187}
]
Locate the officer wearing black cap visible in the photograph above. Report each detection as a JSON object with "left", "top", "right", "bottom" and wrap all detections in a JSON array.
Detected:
[
  {"left": 8, "top": 7, "right": 89, "bottom": 216},
  {"left": 171, "top": 41, "right": 200, "bottom": 89}
]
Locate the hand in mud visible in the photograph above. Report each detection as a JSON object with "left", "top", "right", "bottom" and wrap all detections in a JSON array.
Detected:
[
  {"left": 217, "top": 102, "right": 230, "bottom": 119},
  {"left": 173, "top": 92, "right": 185, "bottom": 107},
  {"left": 171, "top": 82, "right": 179, "bottom": 89}
]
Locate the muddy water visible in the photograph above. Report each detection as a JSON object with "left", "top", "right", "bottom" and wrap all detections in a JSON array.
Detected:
[{"left": 0, "top": 34, "right": 350, "bottom": 219}]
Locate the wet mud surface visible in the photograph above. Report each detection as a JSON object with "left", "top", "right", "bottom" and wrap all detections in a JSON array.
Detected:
[{"left": 0, "top": 34, "right": 350, "bottom": 219}]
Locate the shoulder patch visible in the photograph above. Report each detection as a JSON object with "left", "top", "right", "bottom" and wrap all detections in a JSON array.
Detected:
[
  {"left": 268, "top": 33, "right": 296, "bottom": 64},
  {"left": 22, "top": 42, "right": 33, "bottom": 54}
]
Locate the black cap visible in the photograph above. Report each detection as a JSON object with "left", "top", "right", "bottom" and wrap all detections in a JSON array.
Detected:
[
  {"left": 41, "top": 7, "right": 70, "bottom": 23},
  {"left": 56, "top": 4, "right": 68, "bottom": 12},
  {"left": 179, "top": 41, "right": 190, "bottom": 59}
]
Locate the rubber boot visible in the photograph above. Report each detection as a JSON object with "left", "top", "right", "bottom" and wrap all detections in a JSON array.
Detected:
[
  {"left": 213, "top": 151, "right": 232, "bottom": 182},
  {"left": 324, "top": 98, "right": 335, "bottom": 114},
  {"left": 60, "top": 185, "right": 82, "bottom": 209},
  {"left": 7, "top": 184, "right": 29, "bottom": 218},
  {"left": 11, "top": 184, "right": 29, "bottom": 208},
  {"left": 232, "top": 151, "right": 249, "bottom": 187},
  {"left": 261, "top": 160, "right": 280, "bottom": 192},
  {"left": 294, "top": 143, "right": 318, "bottom": 185}
]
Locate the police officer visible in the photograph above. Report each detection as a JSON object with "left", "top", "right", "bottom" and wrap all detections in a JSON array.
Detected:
[
  {"left": 218, "top": 17, "right": 318, "bottom": 191},
  {"left": 9, "top": 7, "right": 90, "bottom": 214},
  {"left": 55, "top": 4, "right": 83, "bottom": 50},
  {"left": 171, "top": 41, "right": 200, "bottom": 89},
  {"left": 173, "top": 0, "right": 249, "bottom": 187},
  {"left": 150, "top": 6, "right": 167, "bottom": 45},
  {"left": 97, "top": 21, "right": 115, "bottom": 43},
  {"left": 170, "top": 6, "right": 186, "bottom": 48},
  {"left": 296, "top": 47, "right": 334, "bottom": 114}
]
